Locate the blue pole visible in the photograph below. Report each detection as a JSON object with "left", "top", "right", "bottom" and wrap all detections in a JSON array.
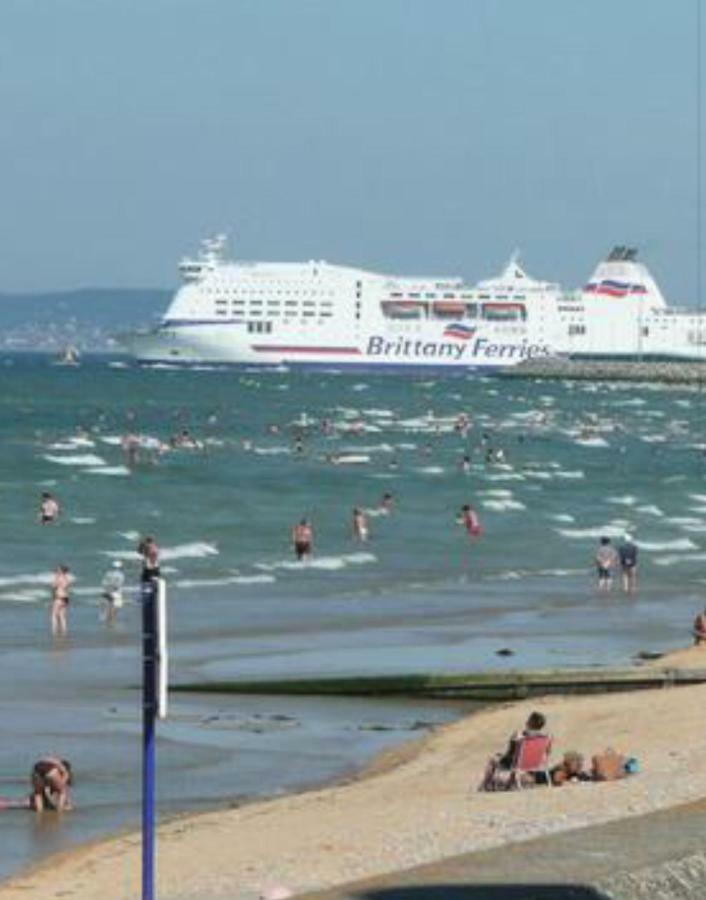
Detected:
[{"left": 142, "top": 579, "right": 157, "bottom": 900}]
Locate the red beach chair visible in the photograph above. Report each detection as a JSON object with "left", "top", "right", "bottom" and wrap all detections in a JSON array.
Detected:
[{"left": 510, "top": 734, "right": 553, "bottom": 789}]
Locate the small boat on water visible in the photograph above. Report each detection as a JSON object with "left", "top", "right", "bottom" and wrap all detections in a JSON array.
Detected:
[{"left": 53, "top": 346, "right": 81, "bottom": 367}]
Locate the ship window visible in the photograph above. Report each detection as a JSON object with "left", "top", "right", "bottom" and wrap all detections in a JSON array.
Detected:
[
  {"left": 568, "top": 324, "right": 586, "bottom": 336},
  {"left": 466, "top": 303, "right": 479, "bottom": 319},
  {"left": 642, "top": 326, "right": 649, "bottom": 337},
  {"left": 482, "top": 303, "right": 527, "bottom": 321}
]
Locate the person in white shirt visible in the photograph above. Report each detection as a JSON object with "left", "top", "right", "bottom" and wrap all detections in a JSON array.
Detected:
[{"left": 101, "top": 560, "right": 125, "bottom": 624}]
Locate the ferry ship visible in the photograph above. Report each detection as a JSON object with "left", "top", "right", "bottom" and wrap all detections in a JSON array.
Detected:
[{"left": 124, "top": 237, "right": 706, "bottom": 369}]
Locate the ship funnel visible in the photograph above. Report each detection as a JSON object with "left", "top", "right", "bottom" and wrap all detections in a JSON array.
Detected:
[{"left": 583, "top": 246, "right": 666, "bottom": 308}]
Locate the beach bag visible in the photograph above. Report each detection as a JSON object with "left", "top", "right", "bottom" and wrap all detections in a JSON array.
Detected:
[{"left": 591, "top": 748, "right": 626, "bottom": 781}]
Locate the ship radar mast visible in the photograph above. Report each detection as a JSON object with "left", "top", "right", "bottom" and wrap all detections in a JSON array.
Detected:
[{"left": 178, "top": 234, "right": 229, "bottom": 282}]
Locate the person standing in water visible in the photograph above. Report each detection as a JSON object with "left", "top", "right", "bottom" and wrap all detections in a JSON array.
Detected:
[
  {"left": 352, "top": 507, "right": 369, "bottom": 542},
  {"left": 38, "top": 492, "right": 60, "bottom": 524},
  {"left": 291, "top": 519, "right": 313, "bottom": 561},
  {"left": 101, "top": 560, "right": 125, "bottom": 623},
  {"left": 137, "top": 536, "right": 160, "bottom": 583},
  {"left": 50, "top": 565, "right": 71, "bottom": 637},
  {"left": 459, "top": 504, "right": 482, "bottom": 538},
  {"left": 618, "top": 533, "right": 638, "bottom": 594},
  {"left": 380, "top": 492, "right": 394, "bottom": 514},
  {"left": 595, "top": 537, "right": 619, "bottom": 592}
]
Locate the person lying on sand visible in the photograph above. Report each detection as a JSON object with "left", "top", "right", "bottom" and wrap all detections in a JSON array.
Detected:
[{"left": 30, "top": 758, "right": 73, "bottom": 812}]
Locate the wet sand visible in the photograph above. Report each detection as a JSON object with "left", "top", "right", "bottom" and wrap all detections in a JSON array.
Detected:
[{"left": 3, "top": 664, "right": 706, "bottom": 900}]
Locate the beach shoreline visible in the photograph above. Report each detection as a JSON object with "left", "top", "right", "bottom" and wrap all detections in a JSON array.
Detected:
[{"left": 2, "top": 646, "right": 706, "bottom": 900}]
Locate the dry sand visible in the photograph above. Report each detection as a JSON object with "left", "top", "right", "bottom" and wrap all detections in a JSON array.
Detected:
[{"left": 3, "top": 672, "right": 706, "bottom": 900}]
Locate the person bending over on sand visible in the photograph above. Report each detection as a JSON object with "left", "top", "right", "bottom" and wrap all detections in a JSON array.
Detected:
[
  {"left": 292, "top": 519, "right": 313, "bottom": 562},
  {"left": 38, "top": 491, "right": 60, "bottom": 524},
  {"left": 693, "top": 608, "right": 706, "bottom": 645},
  {"left": 50, "top": 565, "right": 71, "bottom": 637},
  {"left": 30, "top": 758, "right": 73, "bottom": 812},
  {"left": 480, "top": 710, "right": 549, "bottom": 791},
  {"left": 595, "top": 537, "right": 619, "bottom": 592}
]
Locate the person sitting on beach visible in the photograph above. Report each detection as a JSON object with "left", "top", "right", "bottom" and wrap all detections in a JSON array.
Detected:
[
  {"left": 292, "top": 519, "right": 313, "bottom": 562},
  {"left": 595, "top": 537, "right": 619, "bottom": 592},
  {"left": 38, "top": 491, "right": 60, "bottom": 524},
  {"left": 30, "top": 758, "right": 73, "bottom": 812},
  {"left": 693, "top": 608, "right": 706, "bottom": 645},
  {"left": 480, "top": 711, "right": 549, "bottom": 791}
]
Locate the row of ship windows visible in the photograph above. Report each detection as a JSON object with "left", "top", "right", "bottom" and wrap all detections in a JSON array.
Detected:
[
  {"left": 382, "top": 303, "right": 527, "bottom": 322},
  {"left": 216, "top": 309, "right": 333, "bottom": 318},
  {"left": 204, "top": 288, "right": 338, "bottom": 297},
  {"left": 390, "top": 292, "right": 528, "bottom": 301}
]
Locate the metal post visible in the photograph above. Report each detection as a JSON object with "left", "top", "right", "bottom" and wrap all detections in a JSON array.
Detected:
[{"left": 142, "top": 579, "right": 157, "bottom": 900}]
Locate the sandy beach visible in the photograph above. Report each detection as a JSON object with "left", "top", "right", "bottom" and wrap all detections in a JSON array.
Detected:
[{"left": 2, "top": 646, "right": 706, "bottom": 900}]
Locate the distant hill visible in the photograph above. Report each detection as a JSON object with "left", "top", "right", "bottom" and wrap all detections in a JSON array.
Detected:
[{"left": 0, "top": 288, "right": 170, "bottom": 351}]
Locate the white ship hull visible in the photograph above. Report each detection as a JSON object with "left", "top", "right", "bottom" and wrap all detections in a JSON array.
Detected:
[{"left": 122, "top": 239, "right": 706, "bottom": 370}]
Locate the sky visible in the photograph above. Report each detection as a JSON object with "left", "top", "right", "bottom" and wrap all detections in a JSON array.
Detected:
[{"left": 0, "top": 0, "right": 703, "bottom": 301}]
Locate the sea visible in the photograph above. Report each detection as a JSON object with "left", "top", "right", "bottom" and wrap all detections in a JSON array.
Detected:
[{"left": 0, "top": 352, "right": 704, "bottom": 878}]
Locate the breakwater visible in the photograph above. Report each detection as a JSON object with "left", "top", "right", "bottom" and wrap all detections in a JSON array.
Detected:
[
  {"left": 174, "top": 667, "right": 706, "bottom": 701},
  {"left": 500, "top": 358, "right": 706, "bottom": 384}
]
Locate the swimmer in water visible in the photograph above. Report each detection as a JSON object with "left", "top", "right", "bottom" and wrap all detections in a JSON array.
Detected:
[
  {"left": 30, "top": 758, "right": 73, "bottom": 812},
  {"left": 122, "top": 432, "right": 140, "bottom": 468},
  {"left": 38, "top": 491, "right": 60, "bottom": 524},
  {"left": 101, "top": 560, "right": 125, "bottom": 624},
  {"left": 292, "top": 519, "right": 313, "bottom": 561},
  {"left": 138, "top": 536, "right": 160, "bottom": 584},
  {"left": 380, "top": 492, "right": 394, "bottom": 514},
  {"left": 352, "top": 507, "right": 369, "bottom": 542},
  {"left": 50, "top": 564, "right": 71, "bottom": 637},
  {"left": 458, "top": 504, "right": 482, "bottom": 538},
  {"left": 459, "top": 454, "right": 471, "bottom": 473}
]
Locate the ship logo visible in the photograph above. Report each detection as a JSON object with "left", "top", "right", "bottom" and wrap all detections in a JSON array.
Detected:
[
  {"left": 584, "top": 280, "right": 647, "bottom": 297},
  {"left": 443, "top": 322, "right": 476, "bottom": 340}
]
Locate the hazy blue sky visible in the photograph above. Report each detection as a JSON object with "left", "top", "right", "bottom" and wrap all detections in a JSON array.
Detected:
[{"left": 0, "top": 0, "right": 703, "bottom": 300}]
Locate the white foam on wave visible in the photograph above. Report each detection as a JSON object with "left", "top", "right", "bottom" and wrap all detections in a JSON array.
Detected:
[
  {"left": 415, "top": 466, "right": 445, "bottom": 475},
  {"left": 608, "top": 496, "right": 638, "bottom": 506},
  {"left": 574, "top": 437, "right": 609, "bottom": 448},
  {"left": 174, "top": 574, "right": 276, "bottom": 589},
  {"left": 550, "top": 513, "right": 576, "bottom": 523},
  {"left": 119, "top": 530, "right": 141, "bottom": 541},
  {"left": 636, "top": 504, "right": 664, "bottom": 517},
  {"left": 47, "top": 439, "right": 96, "bottom": 450},
  {"left": 0, "top": 572, "right": 53, "bottom": 588},
  {"left": 44, "top": 453, "right": 107, "bottom": 466},
  {"left": 478, "top": 489, "right": 514, "bottom": 498},
  {"left": 689, "top": 494, "right": 706, "bottom": 503},
  {"left": 641, "top": 434, "right": 667, "bottom": 444},
  {"left": 0, "top": 589, "right": 48, "bottom": 603},
  {"left": 637, "top": 538, "right": 697, "bottom": 551},
  {"left": 84, "top": 466, "right": 131, "bottom": 476},
  {"left": 253, "top": 446, "right": 291, "bottom": 456},
  {"left": 557, "top": 524, "right": 629, "bottom": 538},
  {"left": 483, "top": 472, "right": 525, "bottom": 482},
  {"left": 70, "top": 517, "right": 96, "bottom": 525},
  {"left": 653, "top": 552, "right": 706, "bottom": 567},
  {"left": 99, "top": 436, "right": 124, "bottom": 446},
  {"left": 104, "top": 542, "right": 219, "bottom": 562},
  {"left": 254, "top": 552, "right": 376, "bottom": 573},
  {"left": 481, "top": 499, "right": 527, "bottom": 511},
  {"left": 555, "top": 470, "right": 585, "bottom": 479},
  {"left": 523, "top": 471, "right": 553, "bottom": 480}
]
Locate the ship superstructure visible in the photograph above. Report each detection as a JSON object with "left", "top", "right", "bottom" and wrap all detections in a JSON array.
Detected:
[{"left": 124, "top": 238, "right": 706, "bottom": 368}]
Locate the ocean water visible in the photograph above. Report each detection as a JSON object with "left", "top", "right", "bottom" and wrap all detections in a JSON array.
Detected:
[{"left": 0, "top": 353, "right": 704, "bottom": 876}]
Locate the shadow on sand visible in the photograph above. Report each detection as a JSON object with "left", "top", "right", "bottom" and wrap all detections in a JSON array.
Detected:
[{"left": 349, "top": 886, "right": 610, "bottom": 899}]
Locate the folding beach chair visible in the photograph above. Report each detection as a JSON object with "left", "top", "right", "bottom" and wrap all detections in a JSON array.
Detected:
[{"left": 509, "top": 734, "right": 553, "bottom": 789}]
